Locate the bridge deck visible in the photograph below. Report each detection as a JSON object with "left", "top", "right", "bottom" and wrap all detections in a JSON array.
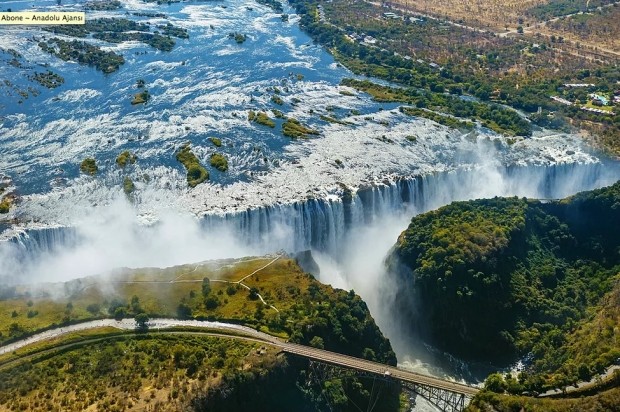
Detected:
[{"left": 281, "top": 342, "right": 480, "bottom": 396}]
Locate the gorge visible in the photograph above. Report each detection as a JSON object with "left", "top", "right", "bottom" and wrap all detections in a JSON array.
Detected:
[{"left": 1, "top": 0, "right": 620, "bottom": 409}]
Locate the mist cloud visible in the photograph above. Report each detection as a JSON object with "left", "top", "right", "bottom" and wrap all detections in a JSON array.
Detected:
[{"left": 0, "top": 196, "right": 256, "bottom": 283}]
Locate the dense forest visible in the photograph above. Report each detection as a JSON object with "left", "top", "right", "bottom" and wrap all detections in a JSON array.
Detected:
[{"left": 390, "top": 180, "right": 620, "bottom": 392}]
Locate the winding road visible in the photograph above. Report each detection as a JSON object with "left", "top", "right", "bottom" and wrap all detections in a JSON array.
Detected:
[
  {"left": 0, "top": 318, "right": 479, "bottom": 397},
  {"left": 3, "top": 317, "right": 616, "bottom": 400}
]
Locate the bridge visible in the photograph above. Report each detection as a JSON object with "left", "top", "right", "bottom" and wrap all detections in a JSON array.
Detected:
[
  {"left": 282, "top": 342, "right": 478, "bottom": 411},
  {"left": 0, "top": 318, "right": 479, "bottom": 412}
]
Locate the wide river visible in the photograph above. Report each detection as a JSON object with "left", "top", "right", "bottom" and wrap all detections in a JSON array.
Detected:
[{"left": 1, "top": 1, "right": 619, "bottom": 409}]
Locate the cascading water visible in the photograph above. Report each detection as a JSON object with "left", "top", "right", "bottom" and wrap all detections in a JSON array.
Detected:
[
  {"left": 188, "top": 160, "right": 618, "bottom": 256},
  {"left": 4, "top": 160, "right": 618, "bottom": 272},
  {"left": 0, "top": 159, "right": 618, "bottom": 409}
]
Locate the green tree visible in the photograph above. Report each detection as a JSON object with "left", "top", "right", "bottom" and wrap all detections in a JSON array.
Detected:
[
  {"left": 202, "top": 277, "right": 212, "bottom": 296},
  {"left": 86, "top": 303, "right": 100, "bottom": 315},
  {"left": 205, "top": 295, "right": 220, "bottom": 310},
  {"left": 8, "top": 322, "right": 23, "bottom": 337},
  {"left": 134, "top": 312, "right": 149, "bottom": 329},
  {"left": 114, "top": 306, "right": 127, "bottom": 320},
  {"left": 130, "top": 295, "right": 142, "bottom": 313},
  {"left": 248, "top": 287, "right": 260, "bottom": 300},
  {"left": 309, "top": 336, "right": 325, "bottom": 349},
  {"left": 578, "top": 363, "right": 591, "bottom": 381},
  {"left": 186, "top": 354, "right": 200, "bottom": 377},
  {"left": 226, "top": 284, "right": 238, "bottom": 295},
  {"left": 177, "top": 303, "right": 192, "bottom": 319},
  {"left": 484, "top": 373, "right": 507, "bottom": 393}
]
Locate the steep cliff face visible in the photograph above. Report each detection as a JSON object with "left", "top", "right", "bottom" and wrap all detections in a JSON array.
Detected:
[{"left": 390, "top": 181, "right": 620, "bottom": 364}]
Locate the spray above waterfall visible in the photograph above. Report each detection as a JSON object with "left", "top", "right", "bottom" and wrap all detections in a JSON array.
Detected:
[
  {"left": 2, "top": 160, "right": 618, "bottom": 283},
  {"left": 1, "top": 134, "right": 619, "bottom": 386}
]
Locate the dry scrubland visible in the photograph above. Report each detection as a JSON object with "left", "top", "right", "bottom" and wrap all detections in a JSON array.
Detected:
[
  {"left": 392, "top": 0, "right": 548, "bottom": 30},
  {"left": 391, "top": 0, "right": 620, "bottom": 56},
  {"left": 544, "top": 7, "right": 620, "bottom": 52}
]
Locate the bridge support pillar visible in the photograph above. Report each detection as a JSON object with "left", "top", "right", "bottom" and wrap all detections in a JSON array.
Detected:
[{"left": 401, "top": 382, "right": 470, "bottom": 412}]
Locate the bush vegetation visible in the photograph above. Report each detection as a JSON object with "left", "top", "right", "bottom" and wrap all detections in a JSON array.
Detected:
[
  {"left": 84, "top": 0, "right": 122, "bottom": 10},
  {"left": 210, "top": 153, "right": 229, "bottom": 172},
  {"left": 288, "top": 0, "right": 620, "bottom": 151},
  {"left": 344, "top": 79, "right": 529, "bottom": 136},
  {"left": 79, "top": 158, "right": 98, "bottom": 176},
  {"left": 30, "top": 71, "right": 64, "bottom": 89},
  {"left": 43, "top": 18, "right": 185, "bottom": 51},
  {"left": 175, "top": 144, "right": 208, "bottom": 187},
  {"left": 123, "top": 177, "right": 135, "bottom": 195},
  {"left": 229, "top": 32, "right": 247, "bottom": 44},
  {"left": 248, "top": 110, "right": 276, "bottom": 128},
  {"left": 131, "top": 90, "right": 150, "bottom": 105},
  {"left": 38, "top": 38, "right": 125, "bottom": 74},
  {"left": 208, "top": 137, "right": 222, "bottom": 147},
  {"left": 256, "top": 0, "right": 284, "bottom": 12},
  {"left": 115, "top": 150, "right": 136, "bottom": 168},
  {"left": 467, "top": 384, "right": 620, "bottom": 412},
  {"left": 0, "top": 197, "right": 11, "bottom": 214},
  {"left": 400, "top": 107, "right": 474, "bottom": 130},
  {"left": 282, "top": 118, "right": 319, "bottom": 138},
  {"left": 391, "top": 181, "right": 620, "bottom": 392},
  {"left": 0, "top": 257, "right": 399, "bottom": 411},
  {"left": 525, "top": 0, "right": 616, "bottom": 20}
]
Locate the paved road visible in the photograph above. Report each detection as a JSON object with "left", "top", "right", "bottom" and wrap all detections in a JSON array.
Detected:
[
  {"left": 0, "top": 318, "right": 478, "bottom": 397},
  {"left": 0, "top": 319, "right": 272, "bottom": 356},
  {"left": 538, "top": 364, "right": 620, "bottom": 397}
]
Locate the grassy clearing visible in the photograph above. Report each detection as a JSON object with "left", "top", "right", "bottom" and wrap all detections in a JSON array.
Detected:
[
  {"left": 0, "top": 257, "right": 312, "bottom": 342},
  {"left": 584, "top": 101, "right": 615, "bottom": 112}
]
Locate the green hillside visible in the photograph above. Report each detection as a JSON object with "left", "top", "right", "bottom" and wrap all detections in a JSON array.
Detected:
[
  {"left": 391, "top": 181, "right": 620, "bottom": 392},
  {"left": 0, "top": 257, "right": 399, "bottom": 412}
]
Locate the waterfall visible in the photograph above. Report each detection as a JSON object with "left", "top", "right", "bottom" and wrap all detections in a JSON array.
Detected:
[
  {"left": 196, "top": 161, "right": 618, "bottom": 254},
  {"left": 5, "top": 227, "right": 79, "bottom": 262},
  {"left": 2, "top": 161, "right": 619, "bottom": 275}
]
